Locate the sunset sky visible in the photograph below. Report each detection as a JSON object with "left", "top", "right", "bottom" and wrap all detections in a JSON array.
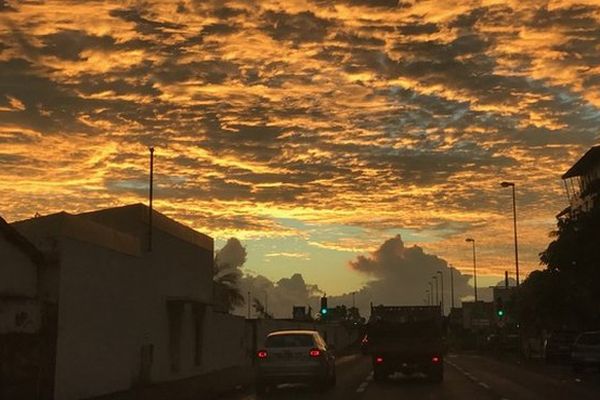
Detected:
[{"left": 1, "top": 0, "right": 599, "bottom": 298}]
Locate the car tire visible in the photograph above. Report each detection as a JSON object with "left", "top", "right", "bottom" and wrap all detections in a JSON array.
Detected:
[{"left": 329, "top": 370, "right": 337, "bottom": 387}]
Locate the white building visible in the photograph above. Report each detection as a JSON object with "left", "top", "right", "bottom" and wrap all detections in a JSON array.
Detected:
[{"left": 1, "top": 204, "right": 246, "bottom": 400}]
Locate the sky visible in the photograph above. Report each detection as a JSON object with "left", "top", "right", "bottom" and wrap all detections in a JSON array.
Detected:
[{"left": 1, "top": 0, "right": 599, "bottom": 306}]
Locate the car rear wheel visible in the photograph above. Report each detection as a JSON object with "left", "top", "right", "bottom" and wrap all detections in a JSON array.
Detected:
[{"left": 329, "top": 369, "right": 337, "bottom": 387}]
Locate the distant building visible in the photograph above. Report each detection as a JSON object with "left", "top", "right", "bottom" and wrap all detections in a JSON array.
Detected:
[
  {"left": 559, "top": 146, "right": 600, "bottom": 219},
  {"left": 461, "top": 301, "right": 495, "bottom": 331},
  {"left": 1, "top": 204, "right": 246, "bottom": 400}
]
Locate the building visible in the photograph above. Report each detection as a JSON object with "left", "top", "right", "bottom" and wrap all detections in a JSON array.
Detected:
[
  {"left": 1, "top": 204, "right": 246, "bottom": 400},
  {"left": 560, "top": 145, "right": 600, "bottom": 219},
  {"left": 461, "top": 301, "right": 495, "bottom": 331}
]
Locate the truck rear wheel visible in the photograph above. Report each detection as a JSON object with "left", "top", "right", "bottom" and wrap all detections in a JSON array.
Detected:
[
  {"left": 373, "top": 367, "right": 386, "bottom": 382},
  {"left": 429, "top": 369, "right": 443, "bottom": 383}
]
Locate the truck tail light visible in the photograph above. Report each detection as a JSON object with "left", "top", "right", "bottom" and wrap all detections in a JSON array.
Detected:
[
  {"left": 257, "top": 350, "right": 268, "bottom": 359},
  {"left": 309, "top": 348, "right": 321, "bottom": 357}
]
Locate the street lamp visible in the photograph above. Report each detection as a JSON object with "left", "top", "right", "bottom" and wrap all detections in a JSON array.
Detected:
[
  {"left": 437, "top": 270, "right": 444, "bottom": 316},
  {"left": 432, "top": 276, "right": 439, "bottom": 307},
  {"left": 500, "top": 181, "right": 520, "bottom": 287},
  {"left": 466, "top": 238, "right": 478, "bottom": 302},
  {"left": 428, "top": 282, "right": 433, "bottom": 306}
]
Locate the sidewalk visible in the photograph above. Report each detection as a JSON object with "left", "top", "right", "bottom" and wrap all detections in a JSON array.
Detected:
[
  {"left": 90, "top": 365, "right": 255, "bottom": 400},
  {"left": 485, "top": 351, "right": 600, "bottom": 388}
]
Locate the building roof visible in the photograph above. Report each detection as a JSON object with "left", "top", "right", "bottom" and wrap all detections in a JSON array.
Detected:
[
  {"left": 562, "top": 146, "right": 600, "bottom": 179},
  {"left": 9, "top": 204, "right": 213, "bottom": 255},
  {"left": 79, "top": 203, "right": 213, "bottom": 251},
  {"left": 12, "top": 212, "right": 140, "bottom": 257},
  {"left": 0, "top": 215, "right": 45, "bottom": 265}
]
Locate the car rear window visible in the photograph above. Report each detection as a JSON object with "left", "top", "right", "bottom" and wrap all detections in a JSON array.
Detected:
[
  {"left": 266, "top": 334, "right": 315, "bottom": 348},
  {"left": 577, "top": 333, "right": 600, "bottom": 345}
]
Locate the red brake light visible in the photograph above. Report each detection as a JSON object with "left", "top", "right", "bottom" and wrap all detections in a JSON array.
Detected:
[
  {"left": 375, "top": 356, "right": 384, "bottom": 364},
  {"left": 257, "top": 350, "right": 268, "bottom": 359},
  {"left": 309, "top": 348, "right": 321, "bottom": 357},
  {"left": 432, "top": 356, "right": 441, "bottom": 363}
]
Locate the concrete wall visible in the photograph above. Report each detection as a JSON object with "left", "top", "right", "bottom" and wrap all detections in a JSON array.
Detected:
[
  {"left": 201, "top": 310, "right": 248, "bottom": 372},
  {"left": 0, "top": 238, "right": 37, "bottom": 297},
  {"left": 48, "top": 216, "right": 215, "bottom": 400}
]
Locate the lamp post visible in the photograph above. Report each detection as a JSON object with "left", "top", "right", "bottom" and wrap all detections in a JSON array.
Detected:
[
  {"left": 437, "top": 270, "right": 444, "bottom": 316},
  {"left": 500, "top": 181, "right": 520, "bottom": 287},
  {"left": 428, "top": 282, "right": 433, "bottom": 306},
  {"left": 426, "top": 289, "right": 431, "bottom": 305},
  {"left": 466, "top": 238, "right": 478, "bottom": 302},
  {"left": 432, "top": 276, "right": 439, "bottom": 308}
]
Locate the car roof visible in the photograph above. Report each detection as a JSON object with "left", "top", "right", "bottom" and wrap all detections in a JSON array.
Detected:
[{"left": 267, "top": 330, "right": 319, "bottom": 337}]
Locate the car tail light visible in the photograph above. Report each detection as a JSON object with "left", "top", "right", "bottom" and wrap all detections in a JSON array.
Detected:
[
  {"left": 257, "top": 350, "right": 268, "bottom": 359},
  {"left": 432, "top": 356, "right": 441, "bottom": 364},
  {"left": 309, "top": 348, "right": 321, "bottom": 357},
  {"left": 375, "top": 356, "right": 384, "bottom": 364}
]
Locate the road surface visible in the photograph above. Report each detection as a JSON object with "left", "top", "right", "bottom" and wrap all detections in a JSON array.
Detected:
[{"left": 222, "top": 353, "right": 600, "bottom": 400}]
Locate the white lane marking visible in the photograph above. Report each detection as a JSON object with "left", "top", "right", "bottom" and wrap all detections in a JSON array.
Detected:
[
  {"left": 356, "top": 373, "right": 372, "bottom": 393},
  {"left": 447, "top": 359, "right": 497, "bottom": 395}
]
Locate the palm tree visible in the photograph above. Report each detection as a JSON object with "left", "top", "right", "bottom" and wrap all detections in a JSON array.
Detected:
[{"left": 214, "top": 267, "right": 245, "bottom": 312}]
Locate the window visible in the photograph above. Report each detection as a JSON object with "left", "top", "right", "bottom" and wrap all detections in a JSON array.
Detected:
[
  {"left": 193, "top": 304, "right": 206, "bottom": 366},
  {"left": 265, "top": 334, "right": 315, "bottom": 348},
  {"left": 167, "top": 302, "right": 183, "bottom": 372}
]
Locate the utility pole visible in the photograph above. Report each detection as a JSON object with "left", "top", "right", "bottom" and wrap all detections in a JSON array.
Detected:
[
  {"left": 265, "top": 292, "right": 268, "bottom": 316},
  {"left": 501, "top": 182, "right": 520, "bottom": 287},
  {"left": 247, "top": 291, "right": 251, "bottom": 319},
  {"left": 148, "top": 147, "right": 154, "bottom": 252},
  {"left": 466, "top": 238, "right": 478, "bottom": 302},
  {"left": 433, "top": 276, "right": 439, "bottom": 307},
  {"left": 450, "top": 266, "right": 455, "bottom": 309},
  {"left": 437, "top": 270, "right": 444, "bottom": 316}
]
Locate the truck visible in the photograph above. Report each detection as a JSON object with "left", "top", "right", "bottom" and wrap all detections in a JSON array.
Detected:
[{"left": 366, "top": 305, "right": 445, "bottom": 383}]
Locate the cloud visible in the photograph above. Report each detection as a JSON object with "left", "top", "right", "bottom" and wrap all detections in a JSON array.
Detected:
[
  {"left": 1, "top": 0, "right": 600, "bottom": 285},
  {"left": 349, "top": 235, "right": 475, "bottom": 310},
  {"left": 261, "top": 10, "right": 334, "bottom": 44},
  {"left": 232, "top": 235, "right": 482, "bottom": 318},
  {"left": 215, "top": 237, "right": 247, "bottom": 271}
]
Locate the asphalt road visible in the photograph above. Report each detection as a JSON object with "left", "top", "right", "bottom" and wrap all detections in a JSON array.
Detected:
[{"left": 223, "top": 353, "right": 600, "bottom": 400}]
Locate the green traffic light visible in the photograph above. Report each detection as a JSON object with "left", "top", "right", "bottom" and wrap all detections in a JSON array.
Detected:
[
  {"left": 497, "top": 310, "right": 504, "bottom": 317},
  {"left": 321, "top": 308, "right": 328, "bottom": 314}
]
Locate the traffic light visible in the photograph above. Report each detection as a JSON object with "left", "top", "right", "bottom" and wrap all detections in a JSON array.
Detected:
[
  {"left": 320, "top": 296, "right": 328, "bottom": 316},
  {"left": 496, "top": 297, "right": 505, "bottom": 318}
]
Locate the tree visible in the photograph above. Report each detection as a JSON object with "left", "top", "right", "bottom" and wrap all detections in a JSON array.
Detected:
[
  {"left": 213, "top": 238, "right": 247, "bottom": 312},
  {"left": 520, "top": 205, "right": 600, "bottom": 331},
  {"left": 252, "top": 297, "right": 273, "bottom": 319}
]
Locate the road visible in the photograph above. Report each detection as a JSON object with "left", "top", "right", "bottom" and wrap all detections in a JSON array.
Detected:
[{"left": 222, "top": 353, "right": 600, "bottom": 400}]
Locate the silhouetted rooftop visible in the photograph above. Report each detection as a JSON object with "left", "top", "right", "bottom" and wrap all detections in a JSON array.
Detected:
[
  {"left": 562, "top": 146, "right": 600, "bottom": 179},
  {"left": 0, "top": 215, "right": 45, "bottom": 265}
]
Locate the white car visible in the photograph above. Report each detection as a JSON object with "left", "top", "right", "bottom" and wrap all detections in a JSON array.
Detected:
[
  {"left": 571, "top": 331, "right": 600, "bottom": 372},
  {"left": 255, "top": 330, "right": 336, "bottom": 394}
]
